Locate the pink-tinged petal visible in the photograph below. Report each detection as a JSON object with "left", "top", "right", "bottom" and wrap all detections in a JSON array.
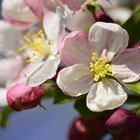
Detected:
[
  {"left": 0, "top": 20, "right": 22, "bottom": 56},
  {"left": 66, "top": 8, "right": 93, "bottom": 31},
  {"left": 57, "top": 64, "right": 93, "bottom": 96},
  {"left": 89, "top": 22, "right": 129, "bottom": 60},
  {"left": 60, "top": 0, "right": 87, "bottom": 11},
  {"left": 0, "top": 88, "right": 8, "bottom": 107},
  {"left": 44, "top": 0, "right": 61, "bottom": 12},
  {"left": 2, "top": 13, "right": 33, "bottom": 30},
  {"left": 43, "top": 7, "right": 66, "bottom": 43},
  {"left": 112, "top": 48, "right": 140, "bottom": 83},
  {"left": 2, "top": 0, "right": 36, "bottom": 27},
  {"left": 0, "top": 56, "right": 23, "bottom": 87},
  {"left": 26, "top": 55, "right": 60, "bottom": 87},
  {"left": 60, "top": 31, "right": 94, "bottom": 66},
  {"left": 24, "top": 0, "right": 44, "bottom": 18},
  {"left": 86, "top": 79, "right": 127, "bottom": 112}
]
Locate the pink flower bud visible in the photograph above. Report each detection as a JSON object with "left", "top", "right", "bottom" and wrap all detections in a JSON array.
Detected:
[
  {"left": 106, "top": 108, "right": 140, "bottom": 140},
  {"left": 68, "top": 116, "right": 107, "bottom": 140},
  {"left": 52, "top": 66, "right": 63, "bottom": 81},
  {"left": 133, "top": 43, "right": 140, "bottom": 48},
  {"left": 96, "top": 12, "right": 114, "bottom": 23},
  {"left": 7, "top": 83, "right": 44, "bottom": 111}
]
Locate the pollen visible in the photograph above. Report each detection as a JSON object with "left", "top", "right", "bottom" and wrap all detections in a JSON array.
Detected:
[
  {"left": 90, "top": 53, "right": 114, "bottom": 81},
  {"left": 19, "top": 29, "right": 52, "bottom": 64}
]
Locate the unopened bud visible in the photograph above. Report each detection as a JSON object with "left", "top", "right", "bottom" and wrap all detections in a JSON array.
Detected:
[
  {"left": 7, "top": 83, "right": 44, "bottom": 111},
  {"left": 68, "top": 116, "right": 107, "bottom": 140},
  {"left": 96, "top": 12, "right": 114, "bottom": 23},
  {"left": 105, "top": 108, "right": 140, "bottom": 140}
]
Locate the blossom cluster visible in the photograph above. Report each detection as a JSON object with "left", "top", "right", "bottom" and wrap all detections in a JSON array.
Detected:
[
  {"left": 0, "top": 0, "right": 140, "bottom": 112},
  {"left": 1, "top": 0, "right": 140, "bottom": 139}
]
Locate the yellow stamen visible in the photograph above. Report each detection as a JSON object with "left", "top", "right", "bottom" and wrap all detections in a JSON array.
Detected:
[
  {"left": 90, "top": 53, "right": 114, "bottom": 81},
  {"left": 19, "top": 29, "right": 52, "bottom": 64}
]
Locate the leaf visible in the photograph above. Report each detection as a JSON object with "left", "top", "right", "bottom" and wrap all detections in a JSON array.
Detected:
[
  {"left": 123, "top": 80, "right": 140, "bottom": 94},
  {"left": 44, "top": 80, "right": 75, "bottom": 104},
  {"left": 123, "top": 4, "right": 140, "bottom": 47},
  {"left": 0, "top": 106, "right": 14, "bottom": 128},
  {"left": 44, "top": 80, "right": 59, "bottom": 98},
  {"left": 74, "top": 96, "right": 97, "bottom": 117},
  {"left": 126, "top": 94, "right": 140, "bottom": 116},
  {"left": 53, "top": 87, "right": 75, "bottom": 104}
]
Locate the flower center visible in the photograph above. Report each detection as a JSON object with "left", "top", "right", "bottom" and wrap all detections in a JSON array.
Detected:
[
  {"left": 90, "top": 53, "right": 114, "bottom": 81},
  {"left": 19, "top": 30, "right": 52, "bottom": 64}
]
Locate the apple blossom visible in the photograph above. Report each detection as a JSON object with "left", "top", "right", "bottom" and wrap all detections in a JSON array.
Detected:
[
  {"left": 24, "top": 0, "right": 93, "bottom": 32},
  {"left": 21, "top": 8, "right": 66, "bottom": 87},
  {"left": 2, "top": 0, "right": 37, "bottom": 29},
  {"left": 57, "top": 22, "right": 140, "bottom": 112},
  {"left": 7, "top": 83, "right": 44, "bottom": 111}
]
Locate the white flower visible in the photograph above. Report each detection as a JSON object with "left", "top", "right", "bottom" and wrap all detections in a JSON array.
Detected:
[
  {"left": 2, "top": 0, "right": 37, "bottom": 29},
  {"left": 57, "top": 22, "right": 140, "bottom": 112},
  {"left": 24, "top": 8, "right": 66, "bottom": 87}
]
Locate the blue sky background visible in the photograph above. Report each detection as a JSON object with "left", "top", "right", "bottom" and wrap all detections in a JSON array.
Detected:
[{"left": 0, "top": 100, "right": 79, "bottom": 140}]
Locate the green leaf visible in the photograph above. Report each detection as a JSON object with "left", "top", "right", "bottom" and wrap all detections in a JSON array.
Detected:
[
  {"left": 126, "top": 94, "right": 140, "bottom": 116},
  {"left": 44, "top": 80, "right": 59, "bottom": 98},
  {"left": 123, "top": 80, "right": 140, "bottom": 94},
  {"left": 44, "top": 80, "right": 75, "bottom": 104},
  {"left": 74, "top": 96, "right": 97, "bottom": 117},
  {"left": 123, "top": 4, "right": 140, "bottom": 47},
  {"left": 53, "top": 88, "right": 75, "bottom": 104},
  {"left": 0, "top": 106, "right": 14, "bottom": 128}
]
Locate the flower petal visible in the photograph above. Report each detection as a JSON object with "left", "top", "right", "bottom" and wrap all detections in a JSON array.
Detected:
[
  {"left": 86, "top": 78, "right": 127, "bottom": 112},
  {"left": 66, "top": 7, "right": 93, "bottom": 31},
  {"left": 0, "top": 20, "right": 22, "bottom": 57},
  {"left": 0, "top": 88, "right": 8, "bottom": 107},
  {"left": 2, "top": 0, "right": 36, "bottom": 24},
  {"left": 60, "top": 0, "right": 87, "bottom": 11},
  {"left": 43, "top": 7, "right": 66, "bottom": 43},
  {"left": 89, "top": 22, "right": 129, "bottom": 60},
  {"left": 112, "top": 48, "right": 140, "bottom": 83},
  {"left": 57, "top": 64, "right": 93, "bottom": 96},
  {"left": 26, "top": 55, "right": 60, "bottom": 87},
  {"left": 44, "top": 0, "right": 61, "bottom": 12},
  {"left": 59, "top": 31, "right": 94, "bottom": 66},
  {"left": 0, "top": 56, "right": 23, "bottom": 87},
  {"left": 24, "top": 0, "right": 44, "bottom": 18}
]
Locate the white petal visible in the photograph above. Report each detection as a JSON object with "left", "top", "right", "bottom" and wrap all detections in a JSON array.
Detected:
[
  {"left": 60, "top": 31, "right": 94, "bottom": 66},
  {"left": 43, "top": 7, "right": 66, "bottom": 43},
  {"left": 0, "top": 56, "right": 23, "bottom": 87},
  {"left": 2, "top": 0, "right": 36, "bottom": 23},
  {"left": 86, "top": 78, "right": 127, "bottom": 112},
  {"left": 0, "top": 88, "right": 8, "bottom": 107},
  {"left": 66, "top": 7, "right": 93, "bottom": 31},
  {"left": 112, "top": 48, "right": 140, "bottom": 83},
  {"left": 107, "top": 7, "right": 132, "bottom": 24},
  {"left": 44, "top": 0, "right": 61, "bottom": 12},
  {"left": 57, "top": 64, "right": 93, "bottom": 96},
  {"left": 60, "top": 0, "right": 86, "bottom": 11},
  {"left": 26, "top": 55, "right": 60, "bottom": 87},
  {"left": 0, "top": 20, "right": 22, "bottom": 57},
  {"left": 89, "top": 22, "right": 129, "bottom": 60}
]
